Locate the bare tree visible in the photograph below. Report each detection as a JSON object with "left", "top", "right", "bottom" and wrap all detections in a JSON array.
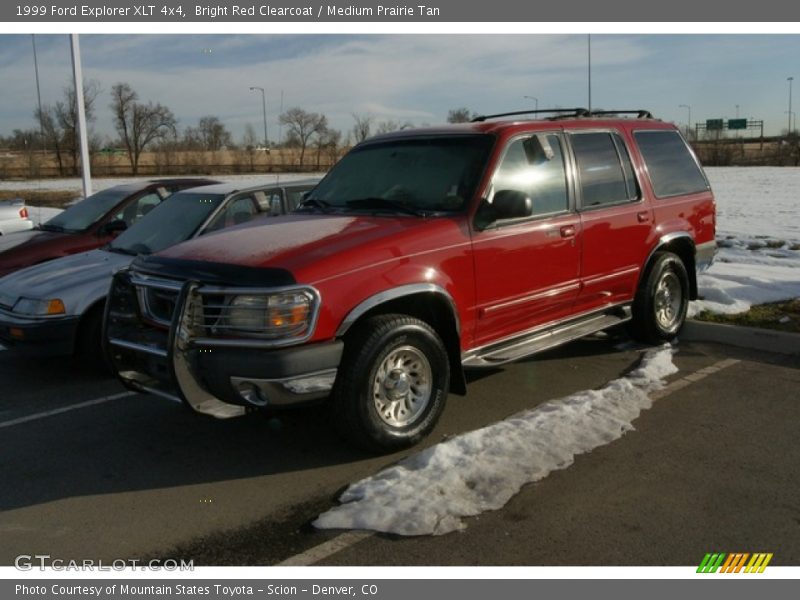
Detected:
[
  {"left": 56, "top": 80, "right": 101, "bottom": 174},
  {"left": 111, "top": 83, "right": 177, "bottom": 175},
  {"left": 198, "top": 115, "right": 232, "bottom": 151},
  {"left": 314, "top": 127, "right": 341, "bottom": 169},
  {"left": 241, "top": 123, "right": 259, "bottom": 171},
  {"left": 351, "top": 113, "right": 372, "bottom": 143},
  {"left": 447, "top": 107, "right": 474, "bottom": 123},
  {"left": 35, "top": 106, "right": 66, "bottom": 175},
  {"left": 279, "top": 107, "right": 328, "bottom": 166},
  {"left": 34, "top": 80, "right": 100, "bottom": 175},
  {"left": 375, "top": 120, "right": 413, "bottom": 135}
]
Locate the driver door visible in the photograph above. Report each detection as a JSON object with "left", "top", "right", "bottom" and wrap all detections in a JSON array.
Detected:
[{"left": 471, "top": 132, "right": 582, "bottom": 347}]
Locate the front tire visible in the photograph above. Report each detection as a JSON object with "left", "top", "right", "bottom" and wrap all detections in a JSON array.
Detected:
[
  {"left": 630, "top": 251, "right": 689, "bottom": 344},
  {"left": 331, "top": 314, "right": 450, "bottom": 453}
]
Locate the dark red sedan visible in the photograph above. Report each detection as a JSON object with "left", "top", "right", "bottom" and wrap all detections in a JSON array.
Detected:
[{"left": 0, "top": 179, "right": 218, "bottom": 278}]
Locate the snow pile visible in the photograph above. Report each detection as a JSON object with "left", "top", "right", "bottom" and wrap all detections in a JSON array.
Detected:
[
  {"left": 691, "top": 168, "right": 800, "bottom": 317},
  {"left": 689, "top": 238, "right": 800, "bottom": 317},
  {"left": 314, "top": 345, "right": 677, "bottom": 536}
]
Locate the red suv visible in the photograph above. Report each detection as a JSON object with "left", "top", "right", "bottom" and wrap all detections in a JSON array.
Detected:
[{"left": 105, "top": 110, "right": 715, "bottom": 451}]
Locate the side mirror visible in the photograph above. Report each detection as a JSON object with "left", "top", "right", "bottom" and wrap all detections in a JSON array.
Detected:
[
  {"left": 492, "top": 189, "right": 533, "bottom": 220},
  {"left": 99, "top": 219, "right": 127, "bottom": 236}
]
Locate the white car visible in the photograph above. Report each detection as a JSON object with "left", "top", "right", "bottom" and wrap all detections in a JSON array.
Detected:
[{"left": 0, "top": 198, "right": 34, "bottom": 235}]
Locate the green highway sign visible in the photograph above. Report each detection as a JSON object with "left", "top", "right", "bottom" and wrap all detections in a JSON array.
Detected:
[
  {"left": 728, "top": 119, "right": 747, "bottom": 130},
  {"left": 706, "top": 119, "right": 724, "bottom": 130}
]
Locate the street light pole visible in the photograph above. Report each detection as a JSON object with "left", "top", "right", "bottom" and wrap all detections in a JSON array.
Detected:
[
  {"left": 735, "top": 104, "right": 740, "bottom": 119},
  {"left": 523, "top": 95, "right": 539, "bottom": 112},
  {"left": 31, "top": 35, "right": 44, "bottom": 152},
  {"left": 249, "top": 86, "right": 268, "bottom": 149},
  {"left": 70, "top": 34, "right": 92, "bottom": 197},
  {"left": 788, "top": 77, "right": 794, "bottom": 135},
  {"left": 679, "top": 104, "right": 691, "bottom": 138}
]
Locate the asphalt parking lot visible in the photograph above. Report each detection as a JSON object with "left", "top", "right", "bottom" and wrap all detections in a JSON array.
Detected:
[{"left": 1, "top": 332, "right": 798, "bottom": 566}]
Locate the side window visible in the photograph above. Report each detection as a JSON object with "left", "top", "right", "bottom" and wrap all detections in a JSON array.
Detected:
[
  {"left": 571, "top": 132, "right": 637, "bottom": 208},
  {"left": 205, "top": 195, "right": 258, "bottom": 232},
  {"left": 285, "top": 187, "right": 312, "bottom": 212},
  {"left": 634, "top": 130, "right": 709, "bottom": 198},
  {"left": 114, "top": 192, "right": 161, "bottom": 226},
  {"left": 492, "top": 133, "right": 569, "bottom": 218}
]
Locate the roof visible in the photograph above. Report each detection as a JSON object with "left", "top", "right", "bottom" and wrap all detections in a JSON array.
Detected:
[
  {"left": 175, "top": 177, "right": 321, "bottom": 196},
  {"left": 365, "top": 110, "right": 675, "bottom": 144}
]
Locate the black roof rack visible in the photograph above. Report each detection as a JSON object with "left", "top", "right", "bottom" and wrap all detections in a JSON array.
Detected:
[
  {"left": 471, "top": 108, "right": 655, "bottom": 123},
  {"left": 588, "top": 110, "right": 654, "bottom": 119},
  {"left": 471, "top": 108, "right": 590, "bottom": 122}
]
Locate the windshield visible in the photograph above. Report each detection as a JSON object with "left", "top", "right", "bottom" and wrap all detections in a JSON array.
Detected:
[
  {"left": 305, "top": 135, "right": 493, "bottom": 213},
  {"left": 43, "top": 187, "right": 133, "bottom": 233},
  {"left": 109, "top": 192, "right": 226, "bottom": 255}
]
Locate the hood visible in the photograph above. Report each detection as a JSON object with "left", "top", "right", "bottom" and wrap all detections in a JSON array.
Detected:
[
  {"left": 0, "top": 229, "right": 74, "bottom": 277},
  {"left": 0, "top": 229, "right": 65, "bottom": 254},
  {"left": 154, "top": 213, "right": 470, "bottom": 284},
  {"left": 0, "top": 248, "right": 132, "bottom": 315}
]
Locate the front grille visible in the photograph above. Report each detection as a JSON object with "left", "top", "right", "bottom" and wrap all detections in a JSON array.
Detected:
[
  {"left": 142, "top": 287, "right": 179, "bottom": 325},
  {"left": 130, "top": 273, "right": 184, "bottom": 327}
]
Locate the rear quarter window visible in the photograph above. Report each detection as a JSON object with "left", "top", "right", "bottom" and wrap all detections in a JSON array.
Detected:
[{"left": 634, "top": 130, "right": 709, "bottom": 198}]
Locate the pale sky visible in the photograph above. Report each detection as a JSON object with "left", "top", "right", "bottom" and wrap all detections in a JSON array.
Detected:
[{"left": 1, "top": 34, "right": 798, "bottom": 142}]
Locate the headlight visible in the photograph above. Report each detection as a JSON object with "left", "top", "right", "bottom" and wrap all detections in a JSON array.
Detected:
[
  {"left": 12, "top": 297, "right": 66, "bottom": 316},
  {"left": 223, "top": 291, "right": 313, "bottom": 338}
]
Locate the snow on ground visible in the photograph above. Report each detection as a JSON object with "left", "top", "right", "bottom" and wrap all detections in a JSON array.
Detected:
[
  {"left": 692, "top": 168, "right": 800, "bottom": 316},
  {"left": 314, "top": 345, "right": 677, "bottom": 536}
]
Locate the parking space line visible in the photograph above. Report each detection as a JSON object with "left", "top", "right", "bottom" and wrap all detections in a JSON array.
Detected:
[
  {"left": 277, "top": 356, "right": 741, "bottom": 566},
  {"left": 0, "top": 391, "right": 136, "bottom": 429},
  {"left": 276, "top": 532, "right": 374, "bottom": 566}
]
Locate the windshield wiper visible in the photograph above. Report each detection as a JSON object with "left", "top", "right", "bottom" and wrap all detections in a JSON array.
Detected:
[
  {"left": 37, "top": 223, "right": 65, "bottom": 232},
  {"left": 296, "top": 198, "right": 334, "bottom": 213},
  {"left": 106, "top": 245, "right": 138, "bottom": 256},
  {"left": 345, "top": 197, "right": 427, "bottom": 217}
]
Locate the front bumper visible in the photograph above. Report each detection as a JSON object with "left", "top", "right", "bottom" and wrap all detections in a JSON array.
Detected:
[
  {"left": 0, "top": 309, "right": 79, "bottom": 356},
  {"left": 104, "top": 271, "right": 341, "bottom": 418}
]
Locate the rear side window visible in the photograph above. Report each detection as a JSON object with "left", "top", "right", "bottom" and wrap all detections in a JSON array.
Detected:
[
  {"left": 571, "top": 132, "right": 638, "bottom": 208},
  {"left": 634, "top": 131, "right": 709, "bottom": 198}
]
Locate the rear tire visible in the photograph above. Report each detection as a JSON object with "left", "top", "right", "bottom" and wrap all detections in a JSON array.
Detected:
[
  {"left": 629, "top": 252, "right": 689, "bottom": 344},
  {"left": 331, "top": 314, "right": 450, "bottom": 453}
]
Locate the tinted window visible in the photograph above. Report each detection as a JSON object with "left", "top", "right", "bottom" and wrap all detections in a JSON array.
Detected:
[
  {"left": 205, "top": 195, "right": 258, "bottom": 232},
  {"left": 571, "top": 132, "right": 635, "bottom": 208},
  {"left": 634, "top": 131, "right": 709, "bottom": 197},
  {"left": 112, "top": 192, "right": 162, "bottom": 227},
  {"left": 308, "top": 135, "right": 493, "bottom": 212},
  {"left": 492, "top": 133, "right": 569, "bottom": 217},
  {"left": 43, "top": 187, "right": 132, "bottom": 232},
  {"left": 109, "top": 192, "right": 226, "bottom": 255}
]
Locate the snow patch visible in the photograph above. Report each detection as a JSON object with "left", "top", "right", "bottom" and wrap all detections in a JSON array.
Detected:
[{"left": 314, "top": 345, "right": 678, "bottom": 536}]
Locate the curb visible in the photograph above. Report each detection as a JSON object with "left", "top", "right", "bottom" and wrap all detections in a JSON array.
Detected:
[{"left": 681, "top": 320, "right": 800, "bottom": 355}]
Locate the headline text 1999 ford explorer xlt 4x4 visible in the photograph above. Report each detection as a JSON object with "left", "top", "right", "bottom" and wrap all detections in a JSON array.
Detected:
[{"left": 104, "top": 109, "right": 716, "bottom": 452}]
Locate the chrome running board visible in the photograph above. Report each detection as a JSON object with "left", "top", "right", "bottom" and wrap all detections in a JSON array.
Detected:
[{"left": 462, "top": 305, "right": 631, "bottom": 368}]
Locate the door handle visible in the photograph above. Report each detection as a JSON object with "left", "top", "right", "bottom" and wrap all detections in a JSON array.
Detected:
[
  {"left": 637, "top": 211, "right": 651, "bottom": 223},
  {"left": 560, "top": 225, "right": 576, "bottom": 238}
]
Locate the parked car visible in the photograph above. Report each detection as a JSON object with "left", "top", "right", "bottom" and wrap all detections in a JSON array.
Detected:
[
  {"left": 0, "top": 198, "right": 34, "bottom": 236},
  {"left": 0, "top": 179, "right": 319, "bottom": 361},
  {"left": 0, "top": 179, "right": 219, "bottom": 278},
  {"left": 105, "top": 110, "right": 716, "bottom": 450}
]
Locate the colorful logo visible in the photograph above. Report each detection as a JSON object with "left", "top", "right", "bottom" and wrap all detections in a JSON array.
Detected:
[{"left": 697, "top": 553, "right": 773, "bottom": 573}]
